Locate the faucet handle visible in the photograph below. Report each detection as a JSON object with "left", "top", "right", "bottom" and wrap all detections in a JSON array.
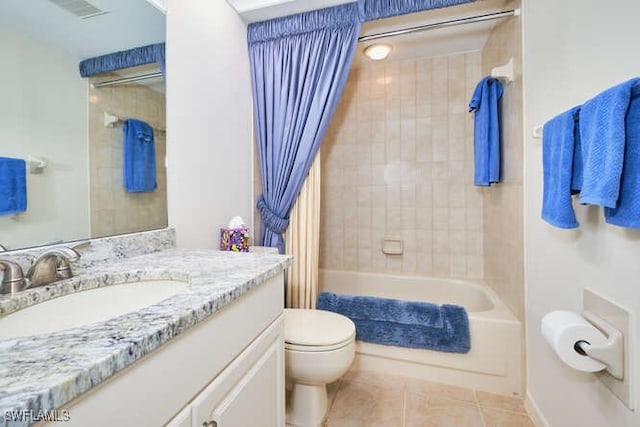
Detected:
[
  {"left": 0, "top": 260, "right": 27, "bottom": 294},
  {"left": 70, "top": 241, "right": 91, "bottom": 252},
  {"left": 56, "top": 244, "right": 89, "bottom": 279}
]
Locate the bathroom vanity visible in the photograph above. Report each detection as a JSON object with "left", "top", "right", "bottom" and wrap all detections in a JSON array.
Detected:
[
  {"left": 0, "top": 230, "right": 289, "bottom": 427},
  {"left": 65, "top": 273, "right": 285, "bottom": 427}
]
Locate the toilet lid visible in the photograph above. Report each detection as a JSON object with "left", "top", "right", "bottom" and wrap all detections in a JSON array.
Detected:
[{"left": 284, "top": 309, "right": 355, "bottom": 349}]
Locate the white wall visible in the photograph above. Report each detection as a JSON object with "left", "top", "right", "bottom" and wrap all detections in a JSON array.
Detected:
[
  {"left": 0, "top": 25, "right": 89, "bottom": 250},
  {"left": 166, "top": 0, "right": 253, "bottom": 249},
  {"left": 524, "top": 1, "right": 640, "bottom": 426}
]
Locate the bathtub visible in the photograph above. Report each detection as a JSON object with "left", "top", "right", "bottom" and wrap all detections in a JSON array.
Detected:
[{"left": 318, "top": 269, "right": 523, "bottom": 396}]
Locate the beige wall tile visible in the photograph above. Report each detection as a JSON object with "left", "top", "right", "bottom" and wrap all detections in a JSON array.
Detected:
[
  {"left": 480, "top": 0, "right": 524, "bottom": 320},
  {"left": 87, "top": 79, "right": 167, "bottom": 238},
  {"left": 320, "top": 51, "right": 487, "bottom": 279}
]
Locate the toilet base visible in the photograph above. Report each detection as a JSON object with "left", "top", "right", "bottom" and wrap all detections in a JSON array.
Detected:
[{"left": 286, "top": 382, "right": 328, "bottom": 427}]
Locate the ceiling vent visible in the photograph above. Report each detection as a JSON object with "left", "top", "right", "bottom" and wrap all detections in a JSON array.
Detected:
[{"left": 48, "top": 0, "right": 109, "bottom": 19}]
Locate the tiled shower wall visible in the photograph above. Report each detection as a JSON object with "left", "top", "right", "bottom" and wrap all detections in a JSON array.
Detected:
[
  {"left": 88, "top": 78, "right": 168, "bottom": 238},
  {"left": 481, "top": 0, "right": 524, "bottom": 320},
  {"left": 319, "top": 51, "right": 484, "bottom": 279}
]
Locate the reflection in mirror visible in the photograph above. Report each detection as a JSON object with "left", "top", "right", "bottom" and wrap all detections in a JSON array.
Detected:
[
  {"left": 0, "top": 0, "right": 166, "bottom": 251},
  {"left": 88, "top": 64, "right": 167, "bottom": 239}
]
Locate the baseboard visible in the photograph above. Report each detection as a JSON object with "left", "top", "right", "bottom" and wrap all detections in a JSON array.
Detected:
[{"left": 526, "top": 391, "right": 551, "bottom": 427}]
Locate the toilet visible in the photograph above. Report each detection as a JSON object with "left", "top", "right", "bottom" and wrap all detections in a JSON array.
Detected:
[{"left": 284, "top": 308, "right": 356, "bottom": 427}]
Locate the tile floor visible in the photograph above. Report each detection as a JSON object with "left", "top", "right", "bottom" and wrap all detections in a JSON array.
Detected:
[{"left": 324, "top": 369, "right": 534, "bottom": 427}]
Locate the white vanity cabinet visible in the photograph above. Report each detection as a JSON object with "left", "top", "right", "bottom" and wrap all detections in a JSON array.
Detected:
[
  {"left": 45, "top": 273, "right": 285, "bottom": 427},
  {"left": 166, "top": 405, "right": 191, "bottom": 427},
  {"left": 183, "top": 317, "right": 283, "bottom": 427}
]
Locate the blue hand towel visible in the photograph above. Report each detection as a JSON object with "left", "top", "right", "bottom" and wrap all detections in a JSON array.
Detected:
[
  {"left": 0, "top": 157, "right": 27, "bottom": 215},
  {"left": 124, "top": 119, "right": 157, "bottom": 193},
  {"left": 469, "top": 76, "right": 503, "bottom": 186},
  {"left": 604, "top": 87, "right": 640, "bottom": 227},
  {"left": 579, "top": 78, "right": 640, "bottom": 207},
  {"left": 317, "top": 292, "right": 470, "bottom": 354},
  {"left": 541, "top": 106, "right": 581, "bottom": 228}
]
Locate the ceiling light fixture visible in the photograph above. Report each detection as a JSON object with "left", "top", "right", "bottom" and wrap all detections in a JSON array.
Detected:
[{"left": 363, "top": 43, "right": 392, "bottom": 61}]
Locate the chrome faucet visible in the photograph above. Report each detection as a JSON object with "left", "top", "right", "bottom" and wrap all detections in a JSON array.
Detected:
[
  {"left": 26, "top": 246, "right": 81, "bottom": 288},
  {"left": 0, "top": 260, "right": 27, "bottom": 294}
]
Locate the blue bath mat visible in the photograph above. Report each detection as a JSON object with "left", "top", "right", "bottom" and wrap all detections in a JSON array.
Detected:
[{"left": 317, "top": 292, "right": 470, "bottom": 354}]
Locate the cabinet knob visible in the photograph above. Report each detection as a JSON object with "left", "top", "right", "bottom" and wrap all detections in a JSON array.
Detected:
[{"left": 202, "top": 421, "right": 218, "bottom": 427}]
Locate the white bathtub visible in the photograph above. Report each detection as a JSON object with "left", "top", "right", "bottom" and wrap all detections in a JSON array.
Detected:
[{"left": 319, "top": 269, "right": 523, "bottom": 396}]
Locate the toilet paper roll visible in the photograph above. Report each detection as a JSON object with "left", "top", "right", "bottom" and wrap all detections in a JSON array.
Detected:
[{"left": 541, "top": 310, "right": 607, "bottom": 372}]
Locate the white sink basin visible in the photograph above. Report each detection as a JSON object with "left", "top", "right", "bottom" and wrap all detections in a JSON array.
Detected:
[{"left": 0, "top": 280, "right": 189, "bottom": 340}]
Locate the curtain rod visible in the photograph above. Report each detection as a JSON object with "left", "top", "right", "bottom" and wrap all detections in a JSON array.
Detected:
[
  {"left": 91, "top": 71, "right": 163, "bottom": 88},
  {"left": 358, "top": 9, "right": 519, "bottom": 43}
]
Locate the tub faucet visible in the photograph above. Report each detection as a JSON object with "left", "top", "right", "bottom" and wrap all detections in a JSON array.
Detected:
[
  {"left": 26, "top": 246, "right": 81, "bottom": 288},
  {"left": 0, "top": 260, "right": 27, "bottom": 294}
]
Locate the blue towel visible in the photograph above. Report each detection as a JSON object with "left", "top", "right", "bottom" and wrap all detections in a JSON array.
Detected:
[
  {"left": 604, "top": 87, "right": 640, "bottom": 227},
  {"left": 541, "top": 106, "right": 581, "bottom": 228},
  {"left": 123, "top": 119, "right": 157, "bottom": 193},
  {"left": 469, "top": 76, "right": 503, "bottom": 186},
  {"left": 317, "top": 292, "right": 470, "bottom": 354},
  {"left": 579, "top": 78, "right": 640, "bottom": 207},
  {"left": 0, "top": 157, "right": 27, "bottom": 215}
]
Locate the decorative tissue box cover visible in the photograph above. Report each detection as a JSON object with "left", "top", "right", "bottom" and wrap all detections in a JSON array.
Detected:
[{"left": 220, "top": 227, "right": 249, "bottom": 252}]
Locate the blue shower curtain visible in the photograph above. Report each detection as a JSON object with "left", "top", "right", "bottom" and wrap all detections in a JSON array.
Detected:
[
  {"left": 248, "top": 3, "right": 362, "bottom": 253},
  {"left": 248, "top": 0, "right": 477, "bottom": 253}
]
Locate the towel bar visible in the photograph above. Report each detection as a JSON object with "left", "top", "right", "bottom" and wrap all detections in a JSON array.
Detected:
[
  {"left": 490, "top": 58, "right": 514, "bottom": 84},
  {"left": 532, "top": 125, "right": 543, "bottom": 139},
  {"left": 104, "top": 111, "right": 166, "bottom": 132},
  {"left": 28, "top": 156, "right": 47, "bottom": 174}
]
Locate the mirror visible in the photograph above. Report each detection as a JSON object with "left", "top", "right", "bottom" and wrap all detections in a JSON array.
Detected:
[{"left": 0, "top": 0, "right": 166, "bottom": 251}]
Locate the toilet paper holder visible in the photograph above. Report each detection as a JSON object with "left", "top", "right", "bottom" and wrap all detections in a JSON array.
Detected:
[{"left": 575, "top": 311, "right": 624, "bottom": 380}]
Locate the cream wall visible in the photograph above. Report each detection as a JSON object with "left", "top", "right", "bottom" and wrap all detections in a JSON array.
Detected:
[
  {"left": 320, "top": 52, "right": 484, "bottom": 279},
  {"left": 481, "top": 0, "right": 524, "bottom": 320},
  {"left": 88, "top": 78, "right": 167, "bottom": 238},
  {"left": 0, "top": 25, "right": 89, "bottom": 250},
  {"left": 524, "top": 1, "right": 640, "bottom": 426},
  {"left": 166, "top": 0, "right": 253, "bottom": 249}
]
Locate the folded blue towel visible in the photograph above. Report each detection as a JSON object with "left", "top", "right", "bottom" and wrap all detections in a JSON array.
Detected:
[
  {"left": 469, "top": 76, "right": 503, "bottom": 186},
  {"left": 124, "top": 119, "right": 157, "bottom": 193},
  {"left": 579, "top": 78, "right": 640, "bottom": 207},
  {"left": 0, "top": 157, "right": 27, "bottom": 215},
  {"left": 317, "top": 292, "right": 470, "bottom": 354},
  {"left": 604, "top": 87, "right": 640, "bottom": 227},
  {"left": 541, "top": 106, "right": 581, "bottom": 228}
]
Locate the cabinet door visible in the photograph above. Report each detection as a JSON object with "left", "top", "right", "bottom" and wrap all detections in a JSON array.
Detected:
[
  {"left": 166, "top": 405, "right": 191, "bottom": 427},
  {"left": 192, "top": 317, "right": 284, "bottom": 427}
]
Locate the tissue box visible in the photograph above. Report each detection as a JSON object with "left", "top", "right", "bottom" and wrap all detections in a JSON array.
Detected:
[{"left": 220, "top": 227, "right": 249, "bottom": 252}]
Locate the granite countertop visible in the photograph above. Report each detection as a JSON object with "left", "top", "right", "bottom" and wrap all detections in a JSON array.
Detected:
[{"left": 0, "top": 248, "right": 291, "bottom": 426}]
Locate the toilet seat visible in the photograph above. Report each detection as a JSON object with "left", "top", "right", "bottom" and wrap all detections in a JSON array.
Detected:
[{"left": 284, "top": 309, "right": 355, "bottom": 352}]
